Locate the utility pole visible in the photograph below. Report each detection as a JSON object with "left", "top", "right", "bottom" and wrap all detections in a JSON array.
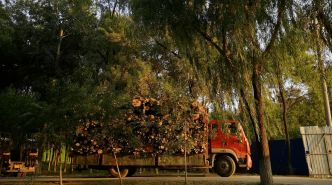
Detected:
[{"left": 314, "top": 14, "right": 332, "bottom": 126}]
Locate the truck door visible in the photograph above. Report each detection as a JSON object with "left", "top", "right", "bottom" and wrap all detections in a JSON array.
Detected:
[
  {"left": 210, "top": 121, "right": 222, "bottom": 149},
  {"left": 223, "top": 123, "right": 245, "bottom": 158}
]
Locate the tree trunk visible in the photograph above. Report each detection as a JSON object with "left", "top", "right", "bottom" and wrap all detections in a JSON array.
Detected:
[
  {"left": 278, "top": 79, "right": 294, "bottom": 175},
  {"left": 113, "top": 152, "right": 123, "bottom": 185},
  {"left": 59, "top": 143, "right": 63, "bottom": 185},
  {"left": 58, "top": 150, "right": 61, "bottom": 169},
  {"left": 48, "top": 148, "right": 52, "bottom": 172},
  {"left": 63, "top": 145, "right": 68, "bottom": 173},
  {"left": 252, "top": 66, "right": 274, "bottom": 185},
  {"left": 314, "top": 15, "right": 332, "bottom": 127},
  {"left": 37, "top": 146, "right": 44, "bottom": 174},
  {"left": 70, "top": 156, "right": 73, "bottom": 173},
  {"left": 51, "top": 147, "right": 55, "bottom": 163},
  {"left": 240, "top": 89, "right": 259, "bottom": 142},
  {"left": 53, "top": 149, "right": 58, "bottom": 173},
  {"left": 184, "top": 120, "right": 187, "bottom": 184},
  {"left": 19, "top": 142, "right": 24, "bottom": 161},
  {"left": 55, "top": 29, "right": 64, "bottom": 67},
  {"left": 46, "top": 144, "right": 49, "bottom": 163}
]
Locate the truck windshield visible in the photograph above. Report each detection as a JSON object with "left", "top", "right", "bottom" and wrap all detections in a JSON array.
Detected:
[
  {"left": 224, "top": 123, "right": 242, "bottom": 141},
  {"left": 212, "top": 124, "right": 218, "bottom": 132}
]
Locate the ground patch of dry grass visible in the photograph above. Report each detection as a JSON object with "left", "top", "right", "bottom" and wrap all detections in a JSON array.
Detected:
[{"left": 0, "top": 180, "right": 291, "bottom": 185}]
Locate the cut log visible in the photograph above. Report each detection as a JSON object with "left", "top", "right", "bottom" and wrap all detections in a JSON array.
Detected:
[
  {"left": 132, "top": 99, "right": 142, "bottom": 107},
  {"left": 72, "top": 98, "right": 208, "bottom": 156}
]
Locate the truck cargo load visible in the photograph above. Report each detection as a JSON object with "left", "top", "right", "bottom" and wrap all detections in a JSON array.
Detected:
[{"left": 71, "top": 98, "right": 252, "bottom": 177}]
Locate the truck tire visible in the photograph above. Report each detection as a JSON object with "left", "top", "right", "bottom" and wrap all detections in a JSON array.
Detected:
[
  {"left": 127, "top": 167, "right": 137, "bottom": 177},
  {"left": 214, "top": 155, "right": 236, "bottom": 177},
  {"left": 109, "top": 167, "right": 129, "bottom": 178}
]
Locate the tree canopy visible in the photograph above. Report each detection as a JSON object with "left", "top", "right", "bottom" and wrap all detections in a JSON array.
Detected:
[{"left": 1, "top": 0, "right": 332, "bottom": 184}]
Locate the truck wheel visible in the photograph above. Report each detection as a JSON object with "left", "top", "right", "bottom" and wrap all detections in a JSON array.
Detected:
[
  {"left": 109, "top": 167, "right": 129, "bottom": 178},
  {"left": 127, "top": 167, "right": 137, "bottom": 177},
  {"left": 214, "top": 155, "right": 236, "bottom": 177}
]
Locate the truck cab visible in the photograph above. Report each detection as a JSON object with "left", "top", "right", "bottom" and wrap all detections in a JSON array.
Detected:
[
  {"left": 0, "top": 134, "right": 37, "bottom": 177},
  {"left": 209, "top": 120, "right": 252, "bottom": 177}
]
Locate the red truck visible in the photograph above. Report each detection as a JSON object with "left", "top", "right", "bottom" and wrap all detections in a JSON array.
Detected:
[{"left": 71, "top": 120, "right": 252, "bottom": 177}]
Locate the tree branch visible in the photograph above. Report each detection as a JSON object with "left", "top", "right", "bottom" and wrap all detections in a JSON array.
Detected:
[
  {"left": 112, "top": 0, "right": 118, "bottom": 18},
  {"left": 262, "top": 0, "right": 286, "bottom": 58},
  {"left": 240, "top": 89, "right": 259, "bottom": 142},
  {"left": 317, "top": 7, "right": 332, "bottom": 42},
  {"left": 97, "top": 50, "right": 108, "bottom": 64},
  {"left": 320, "top": 30, "right": 332, "bottom": 54},
  {"left": 196, "top": 28, "right": 235, "bottom": 69},
  {"left": 154, "top": 39, "right": 182, "bottom": 59},
  {"left": 286, "top": 96, "right": 306, "bottom": 111}
]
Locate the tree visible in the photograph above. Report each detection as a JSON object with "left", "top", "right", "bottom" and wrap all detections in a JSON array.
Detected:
[
  {"left": 0, "top": 88, "right": 46, "bottom": 160},
  {"left": 131, "top": 1, "right": 295, "bottom": 184},
  {"left": 265, "top": 24, "right": 314, "bottom": 174}
]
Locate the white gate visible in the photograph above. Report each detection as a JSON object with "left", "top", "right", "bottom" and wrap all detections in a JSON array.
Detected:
[{"left": 300, "top": 126, "right": 332, "bottom": 178}]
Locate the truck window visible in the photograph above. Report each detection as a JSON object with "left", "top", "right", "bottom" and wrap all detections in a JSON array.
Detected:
[
  {"left": 210, "top": 124, "right": 219, "bottom": 139},
  {"left": 228, "top": 127, "right": 238, "bottom": 137},
  {"left": 227, "top": 124, "right": 242, "bottom": 141},
  {"left": 212, "top": 124, "right": 218, "bottom": 133}
]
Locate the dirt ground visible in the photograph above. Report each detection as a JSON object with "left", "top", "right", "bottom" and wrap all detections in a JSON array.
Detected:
[{"left": 0, "top": 180, "right": 279, "bottom": 185}]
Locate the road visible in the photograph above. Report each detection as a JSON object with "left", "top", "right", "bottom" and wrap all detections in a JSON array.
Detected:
[{"left": 0, "top": 175, "right": 331, "bottom": 185}]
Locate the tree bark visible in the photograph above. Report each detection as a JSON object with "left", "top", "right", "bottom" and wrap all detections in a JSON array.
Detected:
[
  {"left": 113, "top": 152, "right": 123, "bottom": 185},
  {"left": 19, "top": 142, "right": 23, "bottom": 161},
  {"left": 48, "top": 148, "right": 52, "bottom": 172},
  {"left": 46, "top": 144, "right": 50, "bottom": 163},
  {"left": 55, "top": 29, "right": 64, "bottom": 67},
  {"left": 53, "top": 149, "right": 58, "bottom": 173},
  {"left": 70, "top": 156, "right": 73, "bottom": 173},
  {"left": 252, "top": 64, "right": 274, "bottom": 185},
  {"left": 37, "top": 146, "right": 43, "bottom": 174},
  {"left": 240, "top": 89, "right": 259, "bottom": 142},
  {"left": 278, "top": 78, "right": 294, "bottom": 175},
  {"left": 63, "top": 145, "right": 68, "bottom": 173},
  {"left": 59, "top": 143, "right": 63, "bottom": 185},
  {"left": 314, "top": 14, "right": 332, "bottom": 127},
  {"left": 51, "top": 147, "right": 55, "bottom": 163}
]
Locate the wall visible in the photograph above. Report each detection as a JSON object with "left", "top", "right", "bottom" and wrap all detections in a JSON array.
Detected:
[{"left": 249, "top": 138, "right": 309, "bottom": 175}]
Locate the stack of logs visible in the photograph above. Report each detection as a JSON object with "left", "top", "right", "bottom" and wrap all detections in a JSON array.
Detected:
[{"left": 72, "top": 97, "right": 208, "bottom": 155}]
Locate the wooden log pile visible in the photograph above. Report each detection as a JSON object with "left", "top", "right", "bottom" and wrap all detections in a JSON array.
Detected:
[{"left": 72, "top": 97, "right": 208, "bottom": 155}]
